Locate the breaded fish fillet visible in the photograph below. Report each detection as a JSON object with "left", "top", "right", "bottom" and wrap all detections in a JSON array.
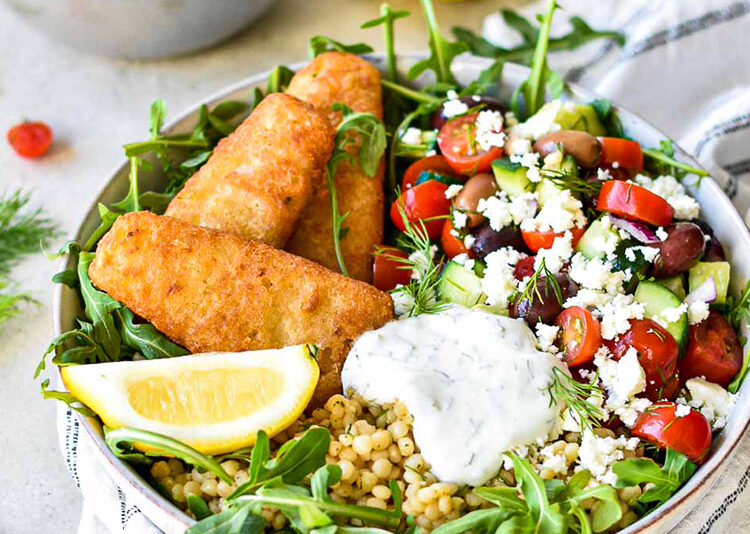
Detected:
[
  {"left": 285, "top": 52, "right": 384, "bottom": 282},
  {"left": 89, "top": 211, "right": 393, "bottom": 405},
  {"left": 165, "top": 93, "right": 335, "bottom": 248}
]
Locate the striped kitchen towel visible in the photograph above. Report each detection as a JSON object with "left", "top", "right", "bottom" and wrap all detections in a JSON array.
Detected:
[{"left": 59, "top": 0, "right": 750, "bottom": 533}]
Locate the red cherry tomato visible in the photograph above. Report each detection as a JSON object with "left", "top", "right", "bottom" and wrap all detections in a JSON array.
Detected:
[
  {"left": 402, "top": 155, "right": 461, "bottom": 190},
  {"left": 390, "top": 180, "right": 451, "bottom": 240},
  {"left": 598, "top": 137, "right": 643, "bottom": 171},
  {"left": 441, "top": 219, "right": 474, "bottom": 259},
  {"left": 679, "top": 310, "right": 743, "bottom": 387},
  {"left": 521, "top": 226, "right": 586, "bottom": 254},
  {"left": 437, "top": 113, "right": 504, "bottom": 176},
  {"left": 597, "top": 180, "right": 674, "bottom": 227},
  {"left": 607, "top": 319, "right": 679, "bottom": 401},
  {"left": 373, "top": 247, "right": 412, "bottom": 292},
  {"left": 555, "top": 307, "right": 602, "bottom": 367},
  {"left": 632, "top": 402, "right": 712, "bottom": 464},
  {"left": 7, "top": 121, "right": 52, "bottom": 158},
  {"left": 513, "top": 256, "right": 536, "bottom": 280}
]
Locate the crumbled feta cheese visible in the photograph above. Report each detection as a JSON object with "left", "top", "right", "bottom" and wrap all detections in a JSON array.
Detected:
[
  {"left": 535, "top": 323, "right": 560, "bottom": 354},
  {"left": 543, "top": 150, "right": 564, "bottom": 170},
  {"left": 686, "top": 378, "right": 736, "bottom": 430},
  {"left": 597, "top": 294, "right": 645, "bottom": 340},
  {"left": 391, "top": 286, "right": 415, "bottom": 317},
  {"left": 614, "top": 397, "right": 653, "bottom": 428},
  {"left": 535, "top": 231, "right": 574, "bottom": 274},
  {"left": 464, "top": 234, "right": 476, "bottom": 250},
  {"left": 444, "top": 184, "right": 464, "bottom": 199},
  {"left": 478, "top": 192, "right": 537, "bottom": 231},
  {"left": 408, "top": 245, "right": 438, "bottom": 280},
  {"left": 675, "top": 404, "right": 692, "bottom": 418},
  {"left": 400, "top": 127, "right": 424, "bottom": 145},
  {"left": 453, "top": 210, "right": 468, "bottom": 230},
  {"left": 471, "top": 95, "right": 481, "bottom": 102},
  {"left": 511, "top": 100, "right": 562, "bottom": 140},
  {"left": 597, "top": 167, "right": 612, "bottom": 181},
  {"left": 577, "top": 430, "right": 639, "bottom": 485},
  {"left": 442, "top": 91, "right": 469, "bottom": 118},
  {"left": 507, "top": 137, "right": 532, "bottom": 156},
  {"left": 510, "top": 151, "right": 542, "bottom": 183},
  {"left": 596, "top": 347, "right": 647, "bottom": 405},
  {"left": 656, "top": 227, "right": 669, "bottom": 241},
  {"left": 475, "top": 110, "right": 506, "bottom": 152},
  {"left": 654, "top": 304, "right": 687, "bottom": 328},
  {"left": 520, "top": 189, "right": 587, "bottom": 233},
  {"left": 612, "top": 161, "right": 620, "bottom": 169},
  {"left": 634, "top": 174, "right": 700, "bottom": 220},
  {"left": 452, "top": 253, "right": 469, "bottom": 265},
  {"left": 688, "top": 300, "right": 710, "bottom": 325},
  {"left": 564, "top": 289, "right": 614, "bottom": 310},
  {"left": 539, "top": 444, "right": 569, "bottom": 474},
  {"left": 481, "top": 247, "right": 523, "bottom": 308},
  {"left": 504, "top": 111, "right": 519, "bottom": 128},
  {"left": 625, "top": 246, "right": 660, "bottom": 263},
  {"left": 568, "top": 253, "right": 626, "bottom": 294}
]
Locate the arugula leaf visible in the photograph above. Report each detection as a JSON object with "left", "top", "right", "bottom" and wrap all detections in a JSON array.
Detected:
[
  {"left": 508, "top": 452, "right": 567, "bottom": 534},
  {"left": 40, "top": 378, "right": 96, "bottom": 417},
  {"left": 78, "top": 252, "right": 121, "bottom": 361},
  {"left": 187, "top": 494, "right": 212, "bottom": 521},
  {"left": 186, "top": 503, "right": 264, "bottom": 534},
  {"left": 612, "top": 448, "right": 696, "bottom": 508},
  {"left": 452, "top": 12, "right": 624, "bottom": 64},
  {"left": 266, "top": 65, "right": 295, "bottom": 94},
  {"left": 361, "top": 5, "right": 410, "bottom": 83},
  {"left": 590, "top": 98, "right": 626, "bottom": 138},
  {"left": 560, "top": 471, "right": 622, "bottom": 533},
  {"left": 643, "top": 140, "right": 709, "bottom": 179},
  {"left": 116, "top": 308, "right": 188, "bottom": 359},
  {"left": 105, "top": 426, "right": 234, "bottom": 483},
  {"left": 473, "top": 486, "right": 527, "bottom": 514},
  {"left": 432, "top": 508, "right": 516, "bottom": 534},
  {"left": 728, "top": 346, "right": 750, "bottom": 393},
  {"left": 459, "top": 60, "right": 505, "bottom": 98},
  {"left": 407, "top": 0, "right": 468, "bottom": 86},
  {"left": 138, "top": 191, "right": 173, "bottom": 215},
  {"left": 308, "top": 36, "right": 374, "bottom": 58}
]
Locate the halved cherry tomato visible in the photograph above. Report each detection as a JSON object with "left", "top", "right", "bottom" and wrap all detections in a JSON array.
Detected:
[
  {"left": 7, "top": 121, "right": 52, "bottom": 158},
  {"left": 437, "top": 113, "right": 504, "bottom": 176},
  {"left": 597, "top": 180, "right": 674, "bottom": 227},
  {"left": 555, "top": 307, "right": 602, "bottom": 366},
  {"left": 632, "top": 402, "right": 712, "bottom": 464},
  {"left": 521, "top": 226, "right": 586, "bottom": 254},
  {"left": 390, "top": 180, "right": 451, "bottom": 240},
  {"left": 513, "top": 255, "right": 536, "bottom": 280},
  {"left": 373, "top": 247, "right": 412, "bottom": 292},
  {"left": 441, "top": 219, "right": 474, "bottom": 259},
  {"left": 679, "top": 310, "right": 743, "bottom": 387},
  {"left": 402, "top": 155, "right": 461, "bottom": 190},
  {"left": 607, "top": 319, "right": 679, "bottom": 401},
  {"left": 598, "top": 137, "right": 643, "bottom": 171}
]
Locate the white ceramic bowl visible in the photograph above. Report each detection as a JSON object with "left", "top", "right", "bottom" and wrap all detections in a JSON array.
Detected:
[
  {"left": 4, "top": 0, "right": 274, "bottom": 59},
  {"left": 53, "top": 54, "right": 750, "bottom": 534}
]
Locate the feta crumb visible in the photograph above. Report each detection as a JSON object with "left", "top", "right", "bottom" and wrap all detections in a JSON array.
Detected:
[
  {"left": 463, "top": 234, "right": 476, "bottom": 249},
  {"left": 577, "top": 430, "right": 639, "bottom": 485},
  {"left": 596, "top": 294, "right": 645, "bottom": 340},
  {"left": 442, "top": 96, "right": 469, "bottom": 118},
  {"left": 654, "top": 304, "right": 687, "bottom": 328},
  {"left": 688, "top": 300, "right": 710, "bottom": 325},
  {"left": 444, "top": 184, "right": 464, "bottom": 199},
  {"left": 475, "top": 110, "right": 506, "bottom": 152},
  {"left": 675, "top": 404, "right": 692, "bottom": 418},
  {"left": 612, "top": 161, "right": 620, "bottom": 169},
  {"left": 510, "top": 151, "right": 542, "bottom": 183},
  {"left": 539, "top": 444, "right": 569, "bottom": 474},
  {"left": 564, "top": 289, "right": 614, "bottom": 310},
  {"left": 507, "top": 137, "right": 532, "bottom": 155},
  {"left": 408, "top": 245, "right": 437, "bottom": 280},
  {"left": 686, "top": 378, "right": 736, "bottom": 430},
  {"left": 535, "top": 231, "right": 574, "bottom": 274},
  {"left": 535, "top": 323, "right": 560, "bottom": 354},
  {"left": 634, "top": 174, "right": 700, "bottom": 220},
  {"left": 596, "top": 346, "right": 647, "bottom": 406},
  {"left": 656, "top": 227, "right": 669, "bottom": 241},
  {"left": 400, "top": 127, "right": 424, "bottom": 145},
  {"left": 452, "top": 210, "right": 468, "bottom": 230},
  {"left": 568, "top": 253, "right": 626, "bottom": 294},
  {"left": 520, "top": 189, "right": 587, "bottom": 233},
  {"left": 511, "top": 100, "right": 562, "bottom": 140},
  {"left": 478, "top": 191, "right": 537, "bottom": 231},
  {"left": 597, "top": 167, "right": 612, "bottom": 181},
  {"left": 481, "top": 247, "right": 523, "bottom": 308},
  {"left": 625, "top": 246, "right": 660, "bottom": 263},
  {"left": 504, "top": 111, "right": 519, "bottom": 128}
]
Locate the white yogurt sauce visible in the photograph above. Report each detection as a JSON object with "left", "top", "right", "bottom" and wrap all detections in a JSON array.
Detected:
[{"left": 341, "top": 307, "right": 565, "bottom": 486}]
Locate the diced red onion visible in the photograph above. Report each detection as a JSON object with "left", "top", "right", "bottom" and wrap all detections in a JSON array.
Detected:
[
  {"left": 611, "top": 216, "right": 660, "bottom": 244},
  {"left": 523, "top": 199, "right": 538, "bottom": 220},
  {"left": 686, "top": 278, "right": 717, "bottom": 305}
]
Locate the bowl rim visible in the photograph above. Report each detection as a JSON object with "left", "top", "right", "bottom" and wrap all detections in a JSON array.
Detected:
[{"left": 51, "top": 53, "right": 750, "bottom": 534}]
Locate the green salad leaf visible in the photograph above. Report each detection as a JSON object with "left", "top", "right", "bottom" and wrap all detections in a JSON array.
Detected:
[
  {"left": 40, "top": 379, "right": 96, "bottom": 417},
  {"left": 361, "top": 4, "right": 410, "bottom": 83},
  {"left": 309, "top": 36, "right": 374, "bottom": 58},
  {"left": 266, "top": 65, "right": 296, "bottom": 94},
  {"left": 187, "top": 494, "right": 212, "bottom": 521},
  {"left": 642, "top": 140, "right": 709, "bottom": 179},
  {"left": 590, "top": 98, "right": 626, "bottom": 138},
  {"left": 186, "top": 503, "right": 265, "bottom": 534}
]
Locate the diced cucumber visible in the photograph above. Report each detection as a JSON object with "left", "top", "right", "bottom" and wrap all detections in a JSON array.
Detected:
[
  {"left": 689, "top": 261, "right": 731, "bottom": 305},
  {"left": 438, "top": 261, "right": 484, "bottom": 307},
  {"left": 658, "top": 275, "right": 686, "bottom": 300},
  {"left": 575, "top": 217, "right": 620, "bottom": 260},
  {"left": 634, "top": 280, "right": 688, "bottom": 352},
  {"left": 492, "top": 158, "right": 531, "bottom": 196},
  {"left": 555, "top": 104, "right": 607, "bottom": 136},
  {"left": 416, "top": 171, "right": 463, "bottom": 187},
  {"left": 536, "top": 178, "right": 564, "bottom": 206}
]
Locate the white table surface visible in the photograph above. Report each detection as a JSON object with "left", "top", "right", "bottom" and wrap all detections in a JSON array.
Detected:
[{"left": 0, "top": 1, "right": 517, "bottom": 532}]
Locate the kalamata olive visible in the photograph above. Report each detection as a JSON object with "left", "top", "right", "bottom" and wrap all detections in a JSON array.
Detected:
[
  {"left": 652, "top": 222, "right": 706, "bottom": 278},
  {"left": 691, "top": 218, "right": 726, "bottom": 261},
  {"left": 431, "top": 96, "right": 505, "bottom": 130},
  {"left": 509, "top": 274, "right": 578, "bottom": 326},
  {"left": 453, "top": 173, "right": 498, "bottom": 227},
  {"left": 471, "top": 223, "right": 527, "bottom": 259},
  {"left": 533, "top": 130, "right": 602, "bottom": 168}
]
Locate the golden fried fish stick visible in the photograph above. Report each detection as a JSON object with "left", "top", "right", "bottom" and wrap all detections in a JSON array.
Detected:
[
  {"left": 165, "top": 93, "right": 335, "bottom": 248},
  {"left": 285, "top": 52, "right": 384, "bottom": 282},
  {"left": 89, "top": 211, "right": 393, "bottom": 405}
]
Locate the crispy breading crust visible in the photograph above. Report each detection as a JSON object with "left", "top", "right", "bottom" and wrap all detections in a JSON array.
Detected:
[
  {"left": 165, "top": 93, "right": 335, "bottom": 248},
  {"left": 285, "top": 52, "right": 384, "bottom": 282},
  {"left": 89, "top": 212, "right": 394, "bottom": 405}
]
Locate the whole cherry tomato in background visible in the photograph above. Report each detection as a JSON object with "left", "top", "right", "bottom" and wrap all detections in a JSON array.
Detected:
[{"left": 7, "top": 121, "right": 53, "bottom": 158}]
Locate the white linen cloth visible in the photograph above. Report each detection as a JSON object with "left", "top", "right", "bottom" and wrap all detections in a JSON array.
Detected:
[{"left": 59, "top": 0, "right": 750, "bottom": 532}]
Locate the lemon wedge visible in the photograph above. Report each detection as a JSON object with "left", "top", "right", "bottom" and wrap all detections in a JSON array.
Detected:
[{"left": 61, "top": 345, "right": 319, "bottom": 455}]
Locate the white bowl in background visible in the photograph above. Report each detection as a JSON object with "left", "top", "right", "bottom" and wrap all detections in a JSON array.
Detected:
[
  {"left": 3, "top": 0, "right": 275, "bottom": 59},
  {"left": 53, "top": 54, "right": 750, "bottom": 534}
]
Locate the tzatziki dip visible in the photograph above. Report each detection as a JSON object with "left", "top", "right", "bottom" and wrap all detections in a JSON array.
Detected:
[{"left": 341, "top": 307, "right": 566, "bottom": 486}]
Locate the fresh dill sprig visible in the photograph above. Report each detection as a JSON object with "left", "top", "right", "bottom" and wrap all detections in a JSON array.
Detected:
[
  {"left": 547, "top": 367, "right": 604, "bottom": 431},
  {"left": 514, "top": 257, "right": 562, "bottom": 306},
  {"left": 0, "top": 280, "right": 34, "bottom": 324},
  {"left": 542, "top": 167, "right": 603, "bottom": 197},
  {"left": 0, "top": 190, "right": 58, "bottom": 275}
]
